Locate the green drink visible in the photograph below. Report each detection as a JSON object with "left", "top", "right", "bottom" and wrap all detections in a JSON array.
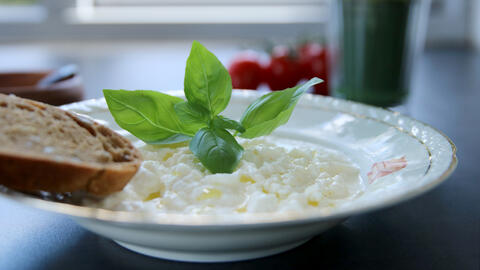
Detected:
[{"left": 330, "top": 0, "right": 430, "bottom": 107}]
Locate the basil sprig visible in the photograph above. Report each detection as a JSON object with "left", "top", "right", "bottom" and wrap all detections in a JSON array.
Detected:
[{"left": 104, "top": 41, "right": 322, "bottom": 174}]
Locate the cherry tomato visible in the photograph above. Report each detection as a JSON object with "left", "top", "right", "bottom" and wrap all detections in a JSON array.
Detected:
[
  {"left": 228, "top": 53, "right": 263, "bottom": 90},
  {"left": 298, "top": 43, "right": 329, "bottom": 95},
  {"left": 264, "top": 46, "right": 301, "bottom": 91}
]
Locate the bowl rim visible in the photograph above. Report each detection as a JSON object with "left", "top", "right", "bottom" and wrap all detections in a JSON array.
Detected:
[
  {"left": 0, "top": 71, "right": 82, "bottom": 92},
  {"left": 0, "top": 91, "right": 457, "bottom": 227}
]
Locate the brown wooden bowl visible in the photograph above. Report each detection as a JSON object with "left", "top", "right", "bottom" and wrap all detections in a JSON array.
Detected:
[{"left": 0, "top": 71, "right": 84, "bottom": 106}]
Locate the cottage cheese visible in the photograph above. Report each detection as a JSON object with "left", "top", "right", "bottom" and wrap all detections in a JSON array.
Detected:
[{"left": 84, "top": 137, "right": 363, "bottom": 214}]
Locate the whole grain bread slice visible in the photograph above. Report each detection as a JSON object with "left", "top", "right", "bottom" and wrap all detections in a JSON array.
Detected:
[{"left": 0, "top": 94, "right": 142, "bottom": 196}]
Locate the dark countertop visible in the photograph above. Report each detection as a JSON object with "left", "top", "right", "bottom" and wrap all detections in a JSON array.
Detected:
[{"left": 0, "top": 48, "right": 478, "bottom": 270}]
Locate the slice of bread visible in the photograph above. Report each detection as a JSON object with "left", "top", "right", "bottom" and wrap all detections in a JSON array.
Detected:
[{"left": 0, "top": 94, "right": 142, "bottom": 196}]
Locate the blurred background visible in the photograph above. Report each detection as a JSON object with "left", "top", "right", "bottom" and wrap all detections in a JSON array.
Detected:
[{"left": 0, "top": 0, "right": 478, "bottom": 103}]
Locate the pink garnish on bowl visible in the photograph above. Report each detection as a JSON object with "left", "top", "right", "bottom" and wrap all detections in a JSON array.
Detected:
[{"left": 367, "top": 156, "right": 407, "bottom": 184}]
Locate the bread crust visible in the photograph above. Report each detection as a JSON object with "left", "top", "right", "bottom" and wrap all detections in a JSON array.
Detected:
[{"left": 0, "top": 94, "right": 142, "bottom": 196}]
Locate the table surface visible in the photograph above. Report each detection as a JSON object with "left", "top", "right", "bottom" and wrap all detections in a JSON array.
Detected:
[{"left": 0, "top": 43, "right": 478, "bottom": 270}]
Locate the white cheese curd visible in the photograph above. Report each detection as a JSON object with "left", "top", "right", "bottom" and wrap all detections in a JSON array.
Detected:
[{"left": 84, "top": 137, "right": 364, "bottom": 214}]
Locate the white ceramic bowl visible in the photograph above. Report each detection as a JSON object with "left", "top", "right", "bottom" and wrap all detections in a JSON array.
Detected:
[{"left": 0, "top": 91, "right": 457, "bottom": 262}]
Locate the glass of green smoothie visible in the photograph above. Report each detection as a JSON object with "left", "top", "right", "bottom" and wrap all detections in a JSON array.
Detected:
[{"left": 329, "top": 0, "right": 431, "bottom": 107}]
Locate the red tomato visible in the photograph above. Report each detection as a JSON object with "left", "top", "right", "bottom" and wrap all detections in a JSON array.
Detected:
[
  {"left": 228, "top": 53, "right": 263, "bottom": 90},
  {"left": 264, "top": 46, "right": 301, "bottom": 91},
  {"left": 298, "top": 43, "right": 329, "bottom": 95}
]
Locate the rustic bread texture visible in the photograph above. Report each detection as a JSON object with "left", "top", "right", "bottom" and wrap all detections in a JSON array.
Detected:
[{"left": 0, "top": 94, "right": 142, "bottom": 196}]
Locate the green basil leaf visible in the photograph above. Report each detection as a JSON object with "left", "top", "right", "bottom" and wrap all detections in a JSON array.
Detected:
[
  {"left": 103, "top": 89, "right": 194, "bottom": 144},
  {"left": 189, "top": 127, "right": 244, "bottom": 174},
  {"left": 184, "top": 41, "right": 232, "bottom": 116},
  {"left": 212, "top": 115, "right": 245, "bottom": 133},
  {"left": 174, "top": 101, "right": 209, "bottom": 132},
  {"left": 146, "top": 134, "right": 192, "bottom": 145},
  {"left": 239, "top": 78, "right": 323, "bottom": 138}
]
